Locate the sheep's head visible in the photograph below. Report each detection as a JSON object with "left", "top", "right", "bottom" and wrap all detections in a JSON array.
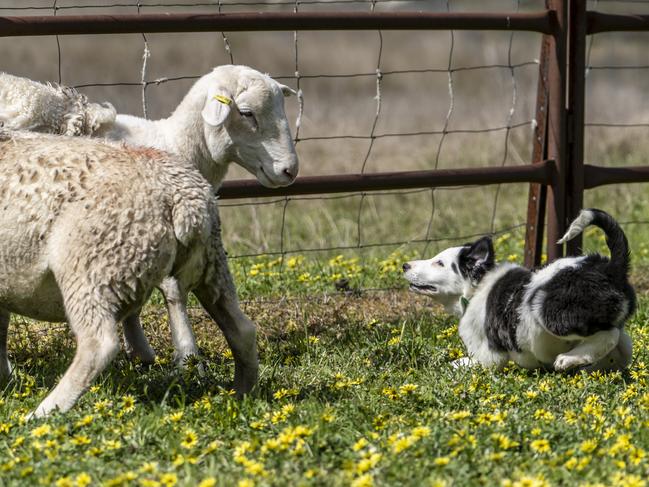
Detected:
[{"left": 200, "top": 65, "right": 299, "bottom": 188}]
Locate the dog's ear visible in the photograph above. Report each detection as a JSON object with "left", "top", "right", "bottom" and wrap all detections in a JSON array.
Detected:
[{"left": 459, "top": 236, "right": 495, "bottom": 283}]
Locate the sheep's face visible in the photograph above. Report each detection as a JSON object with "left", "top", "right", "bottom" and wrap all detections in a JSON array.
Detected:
[{"left": 202, "top": 69, "right": 299, "bottom": 188}]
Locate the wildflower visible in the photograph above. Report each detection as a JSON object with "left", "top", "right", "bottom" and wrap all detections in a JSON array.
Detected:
[
  {"left": 75, "top": 473, "right": 92, "bottom": 487},
  {"left": 448, "top": 410, "right": 471, "bottom": 421},
  {"left": 55, "top": 476, "right": 73, "bottom": 487},
  {"left": 93, "top": 399, "right": 112, "bottom": 414},
  {"left": 530, "top": 439, "right": 551, "bottom": 453},
  {"left": 71, "top": 435, "right": 92, "bottom": 446},
  {"left": 198, "top": 479, "right": 217, "bottom": 487},
  {"left": 434, "top": 456, "right": 450, "bottom": 466},
  {"left": 580, "top": 439, "right": 598, "bottom": 454},
  {"left": 351, "top": 474, "right": 373, "bottom": 487},
  {"left": 533, "top": 409, "right": 555, "bottom": 421},
  {"left": 121, "top": 395, "right": 136, "bottom": 412},
  {"left": 103, "top": 439, "right": 122, "bottom": 450},
  {"left": 75, "top": 415, "right": 94, "bottom": 428},
  {"left": 353, "top": 438, "right": 369, "bottom": 451},
  {"left": 31, "top": 424, "right": 52, "bottom": 438},
  {"left": 399, "top": 383, "right": 418, "bottom": 395},
  {"left": 411, "top": 426, "right": 431, "bottom": 439},
  {"left": 273, "top": 388, "right": 299, "bottom": 400},
  {"left": 140, "top": 462, "right": 158, "bottom": 474},
  {"left": 180, "top": 429, "right": 198, "bottom": 449},
  {"left": 165, "top": 411, "right": 184, "bottom": 423},
  {"left": 160, "top": 473, "right": 178, "bottom": 486}
]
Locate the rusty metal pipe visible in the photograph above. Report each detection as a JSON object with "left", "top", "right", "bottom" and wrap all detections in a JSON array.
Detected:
[
  {"left": 217, "top": 161, "right": 554, "bottom": 199},
  {"left": 588, "top": 12, "right": 649, "bottom": 34},
  {"left": 0, "top": 11, "right": 557, "bottom": 37},
  {"left": 584, "top": 164, "right": 649, "bottom": 189}
]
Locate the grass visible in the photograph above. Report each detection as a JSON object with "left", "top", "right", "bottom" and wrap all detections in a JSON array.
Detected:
[{"left": 2, "top": 233, "right": 649, "bottom": 486}]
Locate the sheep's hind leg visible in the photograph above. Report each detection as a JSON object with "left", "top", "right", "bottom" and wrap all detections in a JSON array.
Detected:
[
  {"left": 159, "top": 277, "right": 202, "bottom": 372},
  {"left": 554, "top": 328, "right": 620, "bottom": 371},
  {"left": 123, "top": 314, "right": 156, "bottom": 365},
  {"left": 194, "top": 283, "right": 258, "bottom": 396},
  {"left": 0, "top": 310, "right": 12, "bottom": 383},
  {"left": 30, "top": 307, "right": 120, "bottom": 418}
]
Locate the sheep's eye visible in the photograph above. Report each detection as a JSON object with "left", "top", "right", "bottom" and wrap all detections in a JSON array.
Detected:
[
  {"left": 239, "top": 109, "right": 255, "bottom": 119},
  {"left": 435, "top": 260, "right": 444, "bottom": 267}
]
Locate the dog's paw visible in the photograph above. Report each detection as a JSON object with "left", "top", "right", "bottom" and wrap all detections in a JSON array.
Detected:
[
  {"left": 554, "top": 354, "right": 590, "bottom": 371},
  {"left": 451, "top": 357, "right": 474, "bottom": 369}
]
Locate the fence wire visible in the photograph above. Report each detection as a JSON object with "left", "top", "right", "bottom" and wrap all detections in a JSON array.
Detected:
[
  {"left": 582, "top": 0, "right": 649, "bottom": 255},
  {"left": 1, "top": 0, "right": 547, "bottom": 299}
]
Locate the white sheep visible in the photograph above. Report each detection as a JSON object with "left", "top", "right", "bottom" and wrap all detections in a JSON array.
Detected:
[
  {"left": 0, "top": 72, "right": 116, "bottom": 136},
  {"left": 0, "top": 65, "right": 299, "bottom": 370},
  {"left": 0, "top": 130, "right": 258, "bottom": 417}
]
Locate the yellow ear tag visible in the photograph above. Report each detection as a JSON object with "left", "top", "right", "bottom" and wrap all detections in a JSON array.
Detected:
[{"left": 214, "top": 95, "right": 232, "bottom": 105}]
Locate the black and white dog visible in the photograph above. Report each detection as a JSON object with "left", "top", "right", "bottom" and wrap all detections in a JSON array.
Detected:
[{"left": 402, "top": 209, "right": 635, "bottom": 371}]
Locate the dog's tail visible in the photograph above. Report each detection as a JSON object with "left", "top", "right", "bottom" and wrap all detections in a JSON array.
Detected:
[{"left": 558, "top": 208, "right": 630, "bottom": 281}]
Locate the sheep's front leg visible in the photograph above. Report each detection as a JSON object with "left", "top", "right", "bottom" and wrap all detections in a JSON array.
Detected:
[
  {"left": 123, "top": 314, "right": 156, "bottom": 365},
  {"left": 554, "top": 328, "right": 620, "bottom": 371},
  {"left": 0, "top": 310, "right": 12, "bottom": 383},
  {"left": 30, "top": 309, "right": 120, "bottom": 418},
  {"left": 159, "top": 277, "right": 201, "bottom": 369},
  {"left": 193, "top": 283, "right": 258, "bottom": 396}
]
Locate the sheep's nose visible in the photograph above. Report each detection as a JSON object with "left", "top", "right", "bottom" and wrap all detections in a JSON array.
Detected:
[
  {"left": 402, "top": 263, "right": 411, "bottom": 272},
  {"left": 283, "top": 168, "right": 296, "bottom": 180}
]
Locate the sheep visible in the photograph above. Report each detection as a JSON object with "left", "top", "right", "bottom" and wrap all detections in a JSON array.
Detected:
[
  {"left": 0, "top": 65, "right": 299, "bottom": 370},
  {"left": 0, "top": 129, "right": 258, "bottom": 418},
  {"left": 0, "top": 72, "right": 116, "bottom": 136}
]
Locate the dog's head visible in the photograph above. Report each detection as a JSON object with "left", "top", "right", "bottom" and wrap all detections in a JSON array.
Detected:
[{"left": 402, "top": 236, "right": 495, "bottom": 313}]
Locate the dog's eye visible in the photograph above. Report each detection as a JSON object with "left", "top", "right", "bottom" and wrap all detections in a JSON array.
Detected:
[{"left": 435, "top": 260, "right": 444, "bottom": 267}]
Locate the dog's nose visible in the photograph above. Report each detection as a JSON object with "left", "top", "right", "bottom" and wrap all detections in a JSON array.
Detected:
[{"left": 402, "top": 263, "right": 411, "bottom": 272}]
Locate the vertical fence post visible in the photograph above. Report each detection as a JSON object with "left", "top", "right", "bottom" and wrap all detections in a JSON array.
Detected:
[
  {"left": 545, "top": 0, "right": 569, "bottom": 261},
  {"left": 524, "top": 35, "right": 551, "bottom": 268},
  {"left": 566, "top": 0, "right": 587, "bottom": 255}
]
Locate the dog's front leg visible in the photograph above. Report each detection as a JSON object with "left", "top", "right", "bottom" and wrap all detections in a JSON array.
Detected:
[
  {"left": 554, "top": 328, "right": 620, "bottom": 371},
  {"left": 584, "top": 329, "right": 632, "bottom": 372}
]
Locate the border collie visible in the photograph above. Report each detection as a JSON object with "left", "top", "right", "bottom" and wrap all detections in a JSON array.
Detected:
[{"left": 402, "top": 209, "right": 635, "bottom": 372}]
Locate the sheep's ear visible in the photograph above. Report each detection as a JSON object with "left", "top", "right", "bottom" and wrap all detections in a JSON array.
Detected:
[
  {"left": 202, "top": 88, "right": 233, "bottom": 127},
  {"left": 277, "top": 83, "right": 297, "bottom": 97}
]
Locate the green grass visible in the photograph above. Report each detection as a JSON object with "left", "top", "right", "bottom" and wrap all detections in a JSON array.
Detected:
[{"left": 2, "top": 260, "right": 649, "bottom": 486}]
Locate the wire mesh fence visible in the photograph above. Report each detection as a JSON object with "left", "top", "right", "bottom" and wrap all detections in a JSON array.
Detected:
[{"left": 3, "top": 0, "right": 649, "bottom": 304}]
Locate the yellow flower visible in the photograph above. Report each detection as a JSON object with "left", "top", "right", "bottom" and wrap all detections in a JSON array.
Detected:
[
  {"left": 140, "top": 462, "right": 158, "bottom": 474},
  {"left": 399, "top": 383, "right": 419, "bottom": 395},
  {"left": 580, "top": 439, "right": 598, "bottom": 454},
  {"left": 71, "top": 435, "right": 91, "bottom": 446},
  {"left": 55, "top": 477, "right": 73, "bottom": 487},
  {"left": 353, "top": 438, "right": 369, "bottom": 452},
  {"left": 31, "top": 424, "right": 52, "bottom": 438},
  {"left": 160, "top": 473, "right": 178, "bottom": 487},
  {"left": 75, "top": 415, "right": 94, "bottom": 428},
  {"left": 75, "top": 473, "right": 92, "bottom": 487},
  {"left": 198, "top": 479, "right": 217, "bottom": 487},
  {"left": 165, "top": 411, "right": 183, "bottom": 423},
  {"left": 530, "top": 439, "right": 551, "bottom": 453},
  {"left": 237, "top": 480, "right": 255, "bottom": 487},
  {"left": 351, "top": 474, "right": 373, "bottom": 487},
  {"left": 434, "top": 456, "right": 450, "bottom": 466},
  {"left": 411, "top": 426, "right": 430, "bottom": 439},
  {"left": 121, "top": 395, "right": 136, "bottom": 412},
  {"left": 180, "top": 429, "right": 198, "bottom": 449}
]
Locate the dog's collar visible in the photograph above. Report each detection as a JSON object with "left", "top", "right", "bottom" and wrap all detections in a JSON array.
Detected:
[{"left": 459, "top": 296, "right": 470, "bottom": 316}]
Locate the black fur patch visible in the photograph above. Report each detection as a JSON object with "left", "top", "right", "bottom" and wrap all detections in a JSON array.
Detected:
[
  {"left": 485, "top": 267, "right": 532, "bottom": 353},
  {"left": 539, "top": 255, "right": 636, "bottom": 337},
  {"left": 458, "top": 237, "right": 495, "bottom": 284},
  {"left": 451, "top": 263, "right": 459, "bottom": 275}
]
